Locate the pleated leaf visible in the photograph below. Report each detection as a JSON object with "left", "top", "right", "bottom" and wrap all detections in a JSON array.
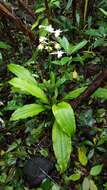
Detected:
[
  {"left": 52, "top": 102, "right": 76, "bottom": 137},
  {"left": 10, "top": 103, "right": 45, "bottom": 121},
  {"left": 52, "top": 121, "right": 72, "bottom": 173},
  {"left": 8, "top": 64, "right": 36, "bottom": 84},
  {"left": 9, "top": 77, "right": 48, "bottom": 103}
]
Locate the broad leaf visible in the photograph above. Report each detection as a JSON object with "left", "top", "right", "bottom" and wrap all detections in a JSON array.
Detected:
[
  {"left": 67, "top": 173, "right": 81, "bottom": 181},
  {"left": 8, "top": 64, "right": 36, "bottom": 84},
  {"left": 70, "top": 40, "right": 88, "bottom": 54},
  {"left": 89, "top": 179, "right": 98, "bottom": 190},
  {"left": 82, "top": 177, "right": 90, "bottom": 190},
  {"left": 64, "top": 87, "right": 86, "bottom": 100},
  {"left": 90, "top": 164, "right": 103, "bottom": 176},
  {"left": 78, "top": 146, "right": 88, "bottom": 166},
  {"left": 10, "top": 104, "right": 45, "bottom": 121},
  {"left": 52, "top": 102, "right": 76, "bottom": 137},
  {"left": 92, "top": 88, "right": 107, "bottom": 100},
  {"left": 9, "top": 77, "right": 48, "bottom": 103},
  {"left": 52, "top": 121, "right": 72, "bottom": 173}
]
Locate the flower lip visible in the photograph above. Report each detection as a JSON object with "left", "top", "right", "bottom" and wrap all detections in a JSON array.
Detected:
[
  {"left": 54, "top": 29, "right": 62, "bottom": 38},
  {"left": 50, "top": 50, "right": 64, "bottom": 58}
]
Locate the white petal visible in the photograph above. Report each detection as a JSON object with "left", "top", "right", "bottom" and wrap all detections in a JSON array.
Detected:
[
  {"left": 54, "top": 29, "right": 62, "bottom": 38},
  {"left": 38, "top": 44, "right": 44, "bottom": 50},
  {"left": 57, "top": 51, "right": 64, "bottom": 58},
  {"left": 46, "top": 25, "right": 54, "bottom": 33},
  {"left": 39, "top": 36, "right": 47, "bottom": 43}
]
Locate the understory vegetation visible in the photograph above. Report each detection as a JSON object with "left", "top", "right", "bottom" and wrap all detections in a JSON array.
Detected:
[{"left": 0, "top": 0, "right": 107, "bottom": 189}]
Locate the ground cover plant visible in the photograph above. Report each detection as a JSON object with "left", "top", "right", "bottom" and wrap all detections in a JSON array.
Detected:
[{"left": 0, "top": 0, "right": 107, "bottom": 189}]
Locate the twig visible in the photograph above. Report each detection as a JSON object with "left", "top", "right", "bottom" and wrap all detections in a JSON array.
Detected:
[
  {"left": 0, "top": 2, "right": 35, "bottom": 41},
  {"left": 18, "top": 0, "right": 36, "bottom": 19}
]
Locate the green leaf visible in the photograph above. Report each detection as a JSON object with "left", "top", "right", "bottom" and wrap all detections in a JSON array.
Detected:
[
  {"left": 10, "top": 103, "right": 45, "bottom": 121},
  {"left": 70, "top": 40, "right": 87, "bottom": 54},
  {"left": 89, "top": 179, "right": 98, "bottom": 190},
  {"left": 31, "top": 15, "right": 42, "bottom": 30},
  {"left": 52, "top": 121, "right": 72, "bottom": 173},
  {"left": 92, "top": 88, "right": 107, "bottom": 100},
  {"left": 67, "top": 173, "right": 81, "bottom": 181},
  {"left": 65, "top": 0, "right": 73, "bottom": 10},
  {"left": 52, "top": 184, "right": 60, "bottom": 190},
  {"left": 93, "top": 38, "right": 105, "bottom": 48},
  {"left": 0, "top": 41, "right": 11, "bottom": 49},
  {"left": 8, "top": 64, "right": 36, "bottom": 84},
  {"left": 78, "top": 146, "right": 88, "bottom": 166},
  {"left": 4, "top": 186, "right": 13, "bottom": 190},
  {"left": 85, "top": 29, "right": 101, "bottom": 37},
  {"left": 64, "top": 87, "right": 86, "bottom": 100},
  {"left": 90, "top": 164, "right": 103, "bottom": 176},
  {"left": 52, "top": 57, "right": 71, "bottom": 65},
  {"left": 88, "top": 149, "right": 94, "bottom": 159},
  {"left": 82, "top": 177, "right": 90, "bottom": 190},
  {"left": 99, "top": 8, "right": 107, "bottom": 16},
  {"left": 35, "top": 7, "right": 45, "bottom": 13},
  {"left": 58, "top": 36, "right": 70, "bottom": 52},
  {"left": 52, "top": 102, "right": 76, "bottom": 137},
  {"left": 60, "top": 57, "right": 71, "bottom": 65},
  {"left": 9, "top": 77, "right": 48, "bottom": 103},
  {"left": 7, "top": 141, "right": 19, "bottom": 152}
]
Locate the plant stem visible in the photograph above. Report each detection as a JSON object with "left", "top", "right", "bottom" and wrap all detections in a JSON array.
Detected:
[{"left": 44, "top": 0, "right": 51, "bottom": 24}]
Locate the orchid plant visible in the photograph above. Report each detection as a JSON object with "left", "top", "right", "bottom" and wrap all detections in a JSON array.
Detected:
[
  {"left": 7, "top": 24, "right": 91, "bottom": 173},
  {"left": 8, "top": 63, "right": 76, "bottom": 173}
]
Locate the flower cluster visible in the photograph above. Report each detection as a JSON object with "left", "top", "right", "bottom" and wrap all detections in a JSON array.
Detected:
[
  {"left": 39, "top": 25, "right": 62, "bottom": 38},
  {"left": 38, "top": 25, "right": 64, "bottom": 58}
]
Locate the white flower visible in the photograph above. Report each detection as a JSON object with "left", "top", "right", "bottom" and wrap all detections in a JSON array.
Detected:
[
  {"left": 57, "top": 50, "right": 64, "bottom": 58},
  {"left": 51, "top": 50, "right": 64, "bottom": 58},
  {"left": 39, "top": 36, "right": 47, "bottom": 43},
  {"left": 54, "top": 43, "right": 61, "bottom": 50},
  {"left": 54, "top": 29, "right": 62, "bottom": 38},
  {"left": 45, "top": 25, "right": 54, "bottom": 33},
  {"left": 38, "top": 43, "right": 44, "bottom": 50}
]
